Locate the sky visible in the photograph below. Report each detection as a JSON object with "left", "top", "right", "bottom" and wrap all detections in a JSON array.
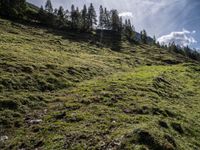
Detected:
[{"left": 27, "top": 0, "right": 200, "bottom": 49}]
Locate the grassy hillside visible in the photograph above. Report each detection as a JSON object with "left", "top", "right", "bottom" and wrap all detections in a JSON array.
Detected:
[{"left": 0, "top": 18, "right": 200, "bottom": 150}]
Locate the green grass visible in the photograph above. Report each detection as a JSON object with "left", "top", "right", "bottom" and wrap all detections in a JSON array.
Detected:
[{"left": 0, "top": 18, "right": 200, "bottom": 150}]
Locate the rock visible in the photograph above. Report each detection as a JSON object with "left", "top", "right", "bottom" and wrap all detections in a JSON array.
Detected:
[
  {"left": 112, "top": 120, "right": 116, "bottom": 124},
  {"left": 54, "top": 112, "right": 66, "bottom": 120},
  {"left": 28, "top": 119, "right": 42, "bottom": 124},
  {"left": 123, "top": 108, "right": 132, "bottom": 114},
  {"left": 0, "top": 135, "right": 8, "bottom": 142},
  {"left": 171, "top": 122, "right": 184, "bottom": 134},
  {"left": 159, "top": 120, "right": 169, "bottom": 128},
  {"left": 164, "top": 134, "right": 177, "bottom": 148}
]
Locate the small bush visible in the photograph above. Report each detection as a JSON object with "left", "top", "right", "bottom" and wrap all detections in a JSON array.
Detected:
[{"left": 0, "top": 99, "right": 19, "bottom": 110}]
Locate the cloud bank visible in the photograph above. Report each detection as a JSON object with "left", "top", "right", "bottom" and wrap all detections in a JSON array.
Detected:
[{"left": 157, "top": 29, "right": 197, "bottom": 47}]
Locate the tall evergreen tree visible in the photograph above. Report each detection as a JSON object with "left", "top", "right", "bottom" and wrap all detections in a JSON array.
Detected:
[
  {"left": 88, "top": 3, "right": 97, "bottom": 30},
  {"left": 119, "top": 17, "right": 123, "bottom": 31},
  {"left": 38, "top": 0, "right": 55, "bottom": 27},
  {"left": 99, "top": 5, "right": 104, "bottom": 29},
  {"left": 56, "top": 6, "right": 65, "bottom": 28},
  {"left": 111, "top": 9, "right": 120, "bottom": 31},
  {"left": 168, "top": 42, "right": 177, "bottom": 52},
  {"left": 153, "top": 35, "right": 156, "bottom": 45},
  {"left": 141, "top": 29, "right": 147, "bottom": 44},
  {"left": 64, "top": 9, "right": 70, "bottom": 21},
  {"left": 45, "top": 0, "right": 53, "bottom": 13},
  {"left": 57, "top": 6, "right": 65, "bottom": 20},
  {"left": 54, "top": 8, "right": 58, "bottom": 16},
  {"left": 70, "top": 5, "right": 81, "bottom": 30},
  {"left": 123, "top": 19, "right": 135, "bottom": 41},
  {"left": 70, "top": 4, "right": 76, "bottom": 29},
  {"left": 75, "top": 7, "right": 81, "bottom": 29},
  {"left": 81, "top": 5, "right": 88, "bottom": 30},
  {"left": 104, "top": 8, "right": 111, "bottom": 29}
]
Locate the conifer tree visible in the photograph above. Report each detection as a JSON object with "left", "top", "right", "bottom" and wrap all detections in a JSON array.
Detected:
[
  {"left": 70, "top": 5, "right": 81, "bottom": 30},
  {"left": 111, "top": 9, "right": 120, "bottom": 31},
  {"left": 81, "top": 5, "right": 88, "bottom": 30},
  {"left": 57, "top": 6, "right": 65, "bottom": 21},
  {"left": 45, "top": 0, "right": 53, "bottom": 13},
  {"left": 153, "top": 35, "right": 156, "bottom": 45},
  {"left": 64, "top": 9, "right": 70, "bottom": 21},
  {"left": 124, "top": 19, "right": 135, "bottom": 41},
  {"left": 119, "top": 17, "right": 123, "bottom": 31},
  {"left": 56, "top": 6, "right": 65, "bottom": 28},
  {"left": 70, "top": 4, "right": 76, "bottom": 29},
  {"left": 104, "top": 8, "right": 111, "bottom": 29},
  {"left": 99, "top": 5, "right": 104, "bottom": 29},
  {"left": 54, "top": 8, "right": 58, "bottom": 16},
  {"left": 141, "top": 29, "right": 147, "bottom": 44},
  {"left": 88, "top": 3, "right": 97, "bottom": 30},
  {"left": 75, "top": 7, "right": 81, "bottom": 29}
]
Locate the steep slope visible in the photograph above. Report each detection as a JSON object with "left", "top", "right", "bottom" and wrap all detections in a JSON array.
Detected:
[{"left": 0, "top": 18, "right": 200, "bottom": 150}]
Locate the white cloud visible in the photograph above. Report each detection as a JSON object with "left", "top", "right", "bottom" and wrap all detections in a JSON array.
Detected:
[
  {"left": 119, "top": 12, "right": 133, "bottom": 18},
  {"left": 157, "top": 29, "right": 197, "bottom": 47}
]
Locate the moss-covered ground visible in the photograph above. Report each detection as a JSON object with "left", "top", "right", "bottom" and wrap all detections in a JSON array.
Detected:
[{"left": 0, "top": 18, "right": 200, "bottom": 150}]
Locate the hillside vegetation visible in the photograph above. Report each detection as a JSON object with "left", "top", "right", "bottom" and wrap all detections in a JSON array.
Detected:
[{"left": 1, "top": 18, "right": 200, "bottom": 150}]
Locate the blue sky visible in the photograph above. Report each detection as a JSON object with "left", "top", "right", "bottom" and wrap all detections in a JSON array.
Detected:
[{"left": 27, "top": 0, "right": 200, "bottom": 49}]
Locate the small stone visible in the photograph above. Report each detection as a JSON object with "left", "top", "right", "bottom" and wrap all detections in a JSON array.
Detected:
[
  {"left": 29, "top": 119, "right": 42, "bottom": 124},
  {"left": 159, "top": 120, "right": 169, "bottom": 128},
  {"left": 171, "top": 122, "right": 184, "bottom": 134},
  {"left": 0, "top": 136, "right": 8, "bottom": 142},
  {"left": 112, "top": 120, "right": 116, "bottom": 123}
]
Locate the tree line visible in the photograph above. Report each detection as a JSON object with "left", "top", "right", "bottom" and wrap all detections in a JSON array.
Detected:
[
  {"left": 0, "top": 0, "right": 137, "bottom": 40},
  {"left": 0, "top": 0, "right": 199, "bottom": 61},
  {"left": 162, "top": 42, "right": 200, "bottom": 61},
  {"left": 39, "top": 0, "right": 136, "bottom": 40},
  {"left": 0, "top": 0, "right": 144, "bottom": 42}
]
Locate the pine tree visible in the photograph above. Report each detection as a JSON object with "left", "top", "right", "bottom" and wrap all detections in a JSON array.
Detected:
[
  {"left": 184, "top": 46, "right": 191, "bottom": 57},
  {"left": 56, "top": 6, "right": 65, "bottom": 28},
  {"left": 45, "top": 0, "right": 53, "bottom": 14},
  {"left": 70, "top": 4, "right": 76, "bottom": 29},
  {"left": 88, "top": 3, "right": 97, "bottom": 30},
  {"left": 123, "top": 19, "right": 135, "bottom": 41},
  {"left": 168, "top": 42, "right": 177, "bottom": 52},
  {"left": 141, "top": 29, "right": 147, "bottom": 44},
  {"left": 75, "top": 7, "right": 81, "bottom": 29},
  {"left": 54, "top": 8, "right": 58, "bottom": 16},
  {"left": 70, "top": 5, "right": 81, "bottom": 30},
  {"left": 81, "top": 5, "right": 88, "bottom": 30},
  {"left": 104, "top": 8, "right": 111, "bottom": 29},
  {"left": 111, "top": 9, "right": 120, "bottom": 31},
  {"left": 99, "top": 5, "right": 104, "bottom": 29},
  {"left": 57, "top": 6, "right": 65, "bottom": 20},
  {"left": 119, "top": 17, "right": 123, "bottom": 31},
  {"left": 64, "top": 9, "right": 70, "bottom": 21},
  {"left": 39, "top": 1, "right": 55, "bottom": 27},
  {"left": 153, "top": 35, "right": 156, "bottom": 45}
]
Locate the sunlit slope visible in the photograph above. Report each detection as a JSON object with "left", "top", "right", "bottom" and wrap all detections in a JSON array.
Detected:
[{"left": 0, "top": 18, "right": 200, "bottom": 150}]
